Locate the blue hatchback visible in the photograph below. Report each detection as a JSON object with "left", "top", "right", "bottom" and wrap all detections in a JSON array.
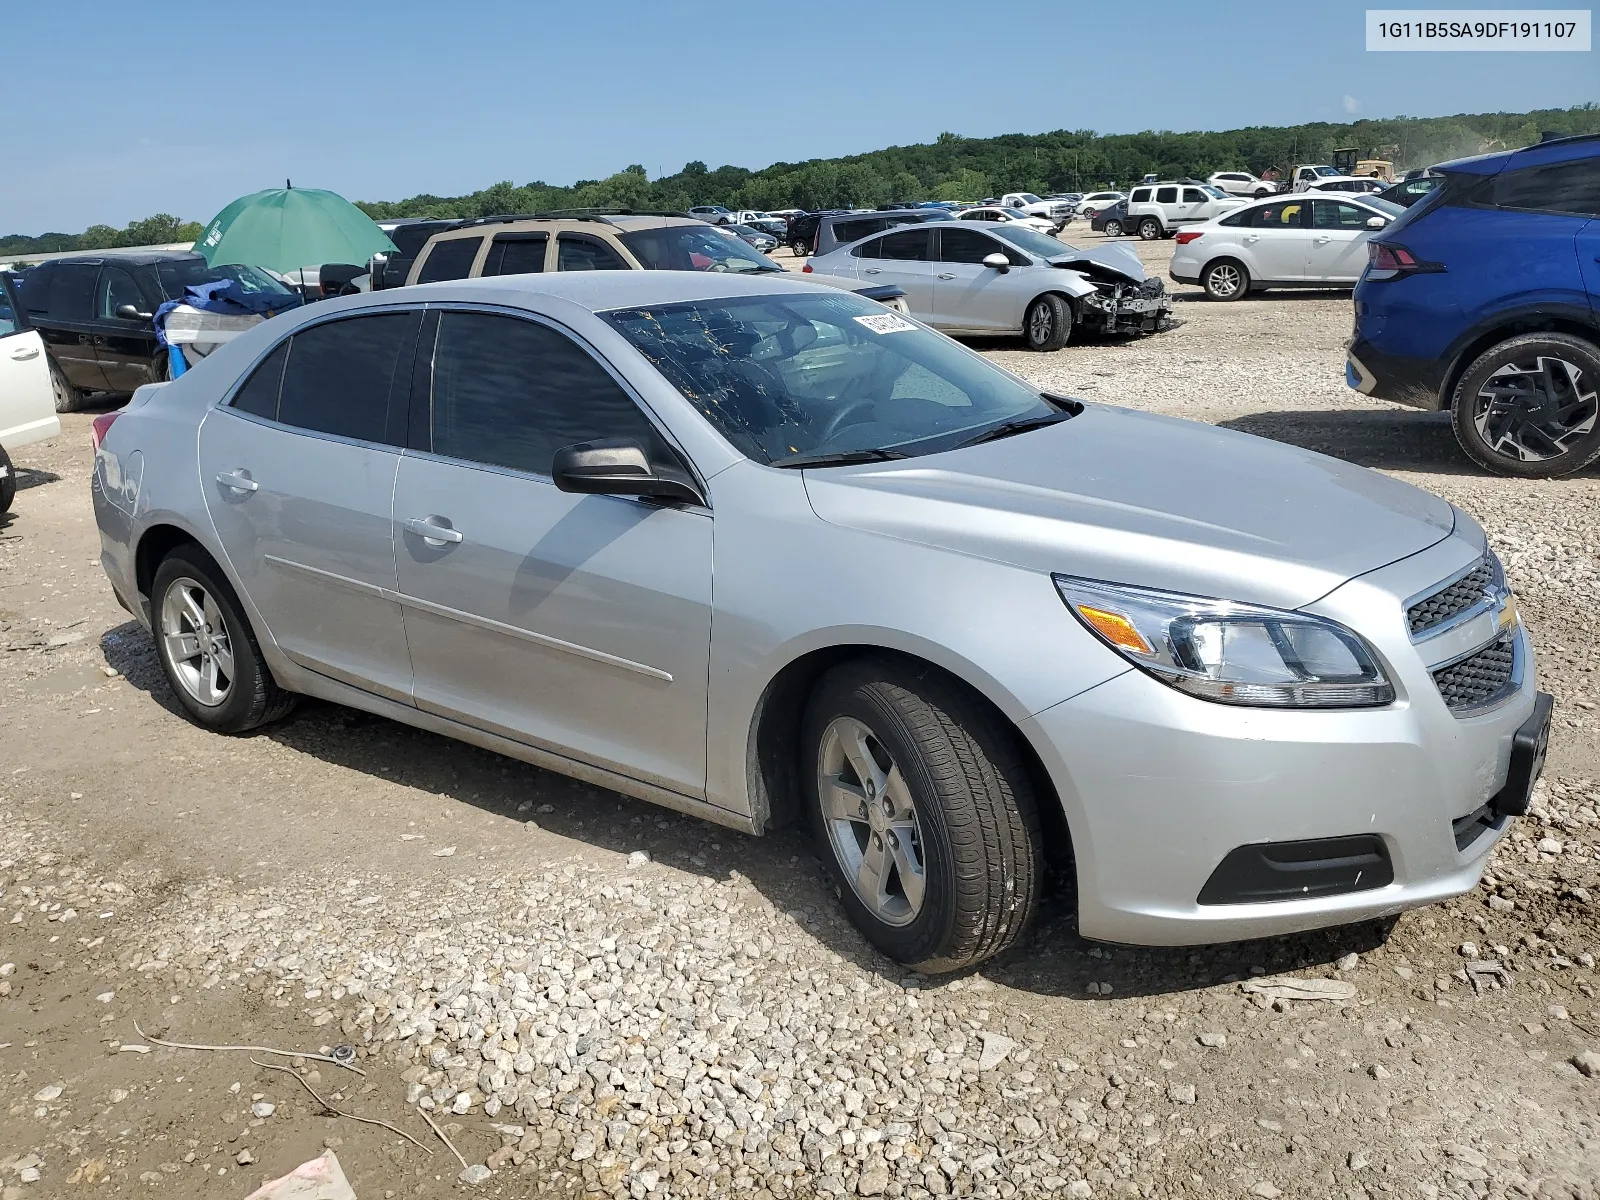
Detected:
[{"left": 1347, "top": 133, "right": 1600, "bottom": 477}]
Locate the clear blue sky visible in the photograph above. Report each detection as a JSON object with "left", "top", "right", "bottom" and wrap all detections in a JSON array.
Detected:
[{"left": 6, "top": 0, "right": 1594, "bottom": 234}]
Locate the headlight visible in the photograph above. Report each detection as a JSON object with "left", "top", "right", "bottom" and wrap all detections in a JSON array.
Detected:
[{"left": 1053, "top": 576, "right": 1394, "bottom": 708}]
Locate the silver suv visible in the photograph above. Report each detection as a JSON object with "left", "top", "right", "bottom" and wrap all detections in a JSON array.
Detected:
[{"left": 91, "top": 271, "right": 1550, "bottom": 970}]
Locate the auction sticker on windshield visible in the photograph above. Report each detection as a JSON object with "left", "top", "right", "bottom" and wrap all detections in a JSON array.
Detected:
[{"left": 854, "top": 313, "right": 918, "bottom": 334}]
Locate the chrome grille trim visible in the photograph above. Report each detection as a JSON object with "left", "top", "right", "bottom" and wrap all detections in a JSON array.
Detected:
[{"left": 1405, "top": 556, "right": 1499, "bottom": 642}]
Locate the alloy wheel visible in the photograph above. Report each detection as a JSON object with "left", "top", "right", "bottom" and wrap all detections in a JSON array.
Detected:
[
  {"left": 1207, "top": 263, "right": 1242, "bottom": 298},
  {"left": 816, "top": 715, "right": 927, "bottom": 927},
  {"left": 1027, "top": 303, "right": 1054, "bottom": 345},
  {"left": 1473, "top": 355, "right": 1599, "bottom": 462},
  {"left": 160, "top": 576, "right": 235, "bottom": 707}
]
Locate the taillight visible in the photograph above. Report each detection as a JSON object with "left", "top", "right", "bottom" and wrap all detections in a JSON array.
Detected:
[
  {"left": 802, "top": 263, "right": 812, "bottom": 273},
  {"left": 91, "top": 410, "right": 121, "bottom": 451},
  {"left": 1173, "top": 231, "right": 1204, "bottom": 245},
  {"left": 1365, "top": 241, "right": 1442, "bottom": 281}
]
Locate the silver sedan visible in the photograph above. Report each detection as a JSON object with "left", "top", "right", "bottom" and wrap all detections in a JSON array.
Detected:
[
  {"left": 92, "top": 271, "right": 1550, "bottom": 969},
  {"left": 804, "top": 221, "right": 1173, "bottom": 349}
]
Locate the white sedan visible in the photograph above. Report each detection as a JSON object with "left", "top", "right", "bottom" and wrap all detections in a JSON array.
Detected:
[
  {"left": 956, "top": 206, "right": 1058, "bottom": 234},
  {"left": 1168, "top": 194, "right": 1405, "bottom": 300}
]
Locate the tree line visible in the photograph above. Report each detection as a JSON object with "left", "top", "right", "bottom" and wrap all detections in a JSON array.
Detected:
[{"left": 4, "top": 105, "right": 1595, "bottom": 255}]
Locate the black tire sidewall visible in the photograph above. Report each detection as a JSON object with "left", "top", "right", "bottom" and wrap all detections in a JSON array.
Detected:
[
  {"left": 1450, "top": 333, "right": 1600, "bottom": 478},
  {"left": 802, "top": 676, "right": 958, "bottom": 968},
  {"left": 1024, "top": 294, "right": 1071, "bottom": 351},
  {"left": 0, "top": 444, "right": 14, "bottom": 514},
  {"left": 1139, "top": 218, "right": 1161, "bottom": 240},
  {"left": 150, "top": 548, "right": 276, "bottom": 732},
  {"left": 49, "top": 356, "right": 82, "bottom": 414}
]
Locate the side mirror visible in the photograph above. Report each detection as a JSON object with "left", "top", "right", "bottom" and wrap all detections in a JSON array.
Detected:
[
  {"left": 552, "top": 438, "right": 704, "bottom": 505},
  {"left": 982, "top": 253, "right": 1010, "bottom": 272},
  {"left": 1365, "top": 216, "right": 1387, "bottom": 230},
  {"left": 115, "top": 303, "right": 152, "bottom": 321}
]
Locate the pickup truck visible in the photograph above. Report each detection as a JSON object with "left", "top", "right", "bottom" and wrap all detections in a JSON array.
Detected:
[
  {"left": 998, "top": 193, "right": 1073, "bottom": 227},
  {"left": 1123, "top": 183, "right": 1244, "bottom": 240},
  {"left": 1285, "top": 165, "right": 1370, "bottom": 193}
]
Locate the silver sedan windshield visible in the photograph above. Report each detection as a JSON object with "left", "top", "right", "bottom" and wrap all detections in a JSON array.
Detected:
[
  {"left": 989, "top": 225, "right": 1071, "bottom": 259},
  {"left": 604, "top": 292, "right": 1056, "bottom": 464}
]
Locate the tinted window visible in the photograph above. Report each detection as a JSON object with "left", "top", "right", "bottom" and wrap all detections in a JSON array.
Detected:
[
  {"left": 937, "top": 228, "right": 1005, "bottom": 265},
  {"left": 556, "top": 236, "right": 627, "bottom": 271},
  {"left": 1155, "top": 187, "right": 1178, "bottom": 204},
  {"left": 230, "top": 341, "right": 289, "bottom": 420},
  {"left": 36, "top": 262, "right": 98, "bottom": 321},
  {"left": 866, "top": 229, "right": 931, "bottom": 260},
  {"left": 97, "top": 267, "right": 146, "bottom": 319},
  {"left": 1221, "top": 202, "right": 1305, "bottom": 229},
  {"left": 1130, "top": 188, "right": 1152, "bottom": 204},
  {"left": 830, "top": 218, "right": 889, "bottom": 244},
  {"left": 619, "top": 225, "right": 776, "bottom": 273},
  {"left": 1182, "top": 188, "right": 1206, "bottom": 203},
  {"left": 428, "top": 312, "right": 663, "bottom": 476},
  {"left": 417, "top": 238, "right": 480, "bottom": 283},
  {"left": 154, "top": 260, "right": 291, "bottom": 302},
  {"left": 482, "top": 235, "right": 547, "bottom": 277},
  {"left": 277, "top": 314, "right": 411, "bottom": 442},
  {"left": 1493, "top": 159, "right": 1600, "bottom": 217},
  {"left": 1312, "top": 200, "right": 1375, "bottom": 230}
]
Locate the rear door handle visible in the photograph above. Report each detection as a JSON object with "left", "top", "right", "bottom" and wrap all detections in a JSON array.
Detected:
[
  {"left": 862, "top": 267, "right": 882, "bottom": 274},
  {"left": 215, "top": 470, "right": 259, "bottom": 493},
  {"left": 937, "top": 273, "right": 956, "bottom": 280},
  {"left": 1315, "top": 236, "right": 1332, "bottom": 244},
  {"left": 405, "top": 516, "right": 463, "bottom": 545}
]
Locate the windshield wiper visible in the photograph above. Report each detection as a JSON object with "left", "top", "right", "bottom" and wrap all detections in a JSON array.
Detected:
[
  {"left": 772, "top": 448, "right": 909, "bottom": 469},
  {"left": 954, "top": 411, "right": 1074, "bottom": 449}
]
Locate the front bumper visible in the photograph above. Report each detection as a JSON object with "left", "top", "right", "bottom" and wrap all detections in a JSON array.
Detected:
[
  {"left": 1022, "top": 536, "right": 1540, "bottom": 945},
  {"left": 1079, "top": 288, "right": 1176, "bottom": 336}
]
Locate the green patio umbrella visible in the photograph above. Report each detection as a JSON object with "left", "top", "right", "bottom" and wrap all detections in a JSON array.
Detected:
[{"left": 194, "top": 183, "right": 397, "bottom": 274}]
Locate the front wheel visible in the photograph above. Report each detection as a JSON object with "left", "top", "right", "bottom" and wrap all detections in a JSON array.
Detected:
[
  {"left": 151, "top": 546, "right": 297, "bottom": 733},
  {"left": 0, "top": 444, "right": 14, "bottom": 514},
  {"left": 1023, "top": 294, "right": 1072, "bottom": 351},
  {"left": 1202, "top": 259, "right": 1249, "bottom": 301},
  {"left": 803, "top": 659, "right": 1042, "bottom": 972},
  {"left": 1103, "top": 219, "right": 1124, "bottom": 237},
  {"left": 1138, "top": 217, "right": 1162, "bottom": 240},
  {"left": 1449, "top": 333, "right": 1600, "bottom": 478}
]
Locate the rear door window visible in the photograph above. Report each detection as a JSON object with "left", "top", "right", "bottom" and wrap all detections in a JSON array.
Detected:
[
  {"left": 1492, "top": 159, "right": 1600, "bottom": 217},
  {"left": 1130, "top": 188, "right": 1152, "bottom": 204},
  {"left": 556, "top": 235, "right": 627, "bottom": 271},
  {"left": 276, "top": 313, "right": 416, "bottom": 444},
  {"left": 482, "top": 234, "right": 548, "bottom": 276},
  {"left": 40, "top": 263, "right": 99, "bottom": 322},
  {"left": 1222, "top": 202, "right": 1306, "bottom": 228},
  {"left": 426, "top": 311, "right": 666, "bottom": 476},
  {"left": 229, "top": 341, "right": 289, "bottom": 420},
  {"left": 1155, "top": 187, "right": 1178, "bottom": 204},
  {"left": 872, "top": 229, "right": 932, "bottom": 260},
  {"left": 416, "top": 237, "right": 481, "bottom": 283}
]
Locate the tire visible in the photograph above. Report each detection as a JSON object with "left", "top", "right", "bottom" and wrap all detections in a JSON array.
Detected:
[
  {"left": 1202, "top": 259, "right": 1250, "bottom": 301},
  {"left": 1138, "top": 217, "right": 1163, "bottom": 240},
  {"left": 0, "top": 444, "right": 14, "bottom": 515},
  {"left": 1254, "top": 187, "right": 1273, "bottom": 198},
  {"left": 49, "top": 355, "right": 84, "bottom": 414},
  {"left": 789, "top": 239, "right": 809, "bottom": 258},
  {"left": 1449, "top": 332, "right": 1600, "bottom": 478},
  {"left": 148, "top": 350, "right": 170, "bottom": 385},
  {"left": 1103, "top": 219, "right": 1124, "bottom": 237},
  {"left": 1023, "top": 294, "right": 1072, "bottom": 352},
  {"left": 150, "top": 546, "right": 296, "bottom": 733},
  {"left": 802, "top": 658, "right": 1042, "bottom": 972}
]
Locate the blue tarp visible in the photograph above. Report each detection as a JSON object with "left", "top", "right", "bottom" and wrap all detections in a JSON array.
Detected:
[{"left": 153, "top": 280, "right": 299, "bottom": 347}]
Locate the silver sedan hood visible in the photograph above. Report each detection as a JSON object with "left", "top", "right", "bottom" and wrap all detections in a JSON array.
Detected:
[
  {"left": 1045, "top": 242, "right": 1148, "bottom": 281},
  {"left": 802, "top": 406, "right": 1455, "bottom": 610}
]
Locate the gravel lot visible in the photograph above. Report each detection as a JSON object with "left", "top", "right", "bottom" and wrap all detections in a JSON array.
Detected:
[{"left": 2, "top": 232, "right": 1598, "bottom": 1200}]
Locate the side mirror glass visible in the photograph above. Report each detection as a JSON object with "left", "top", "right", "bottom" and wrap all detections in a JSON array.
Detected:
[
  {"left": 115, "top": 303, "right": 151, "bottom": 321},
  {"left": 982, "top": 253, "right": 1010, "bottom": 271},
  {"left": 1365, "top": 216, "right": 1387, "bottom": 230},
  {"left": 552, "top": 437, "right": 704, "bottom": 506}
]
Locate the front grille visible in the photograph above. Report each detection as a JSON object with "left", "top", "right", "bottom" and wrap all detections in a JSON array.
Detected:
[
  {"left": 1408, "top": 560, "right": 1494, "bottom": 637},
  {"left": 1432, "top": 634, "right": 1516, "bottom": 712}
]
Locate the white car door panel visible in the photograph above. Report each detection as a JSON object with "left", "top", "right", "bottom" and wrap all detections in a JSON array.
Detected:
[
  {"left": 1306, "top": 200, "right": 1381, "bottom": 282},
  {"left": 0, "top": 329, "right": 60, "bottom": 450}
]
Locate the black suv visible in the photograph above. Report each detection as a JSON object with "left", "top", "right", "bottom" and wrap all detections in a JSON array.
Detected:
[
  {"left": 19, "top": 252, "right": 297, "bottom": 409},
  {"left": 786, "top": 210, "right": 941, "bottom": 258}
]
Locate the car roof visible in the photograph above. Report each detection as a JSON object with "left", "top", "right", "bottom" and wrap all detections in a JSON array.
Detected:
[
  {"left": 40, "top": 250, "right": 202, "bottom": 267},
  {"left": 374, "top": 267, "right": 845, "bottom": 313},
  {"left": 423, "top": 214, "right": 706, "bottom": 243}
]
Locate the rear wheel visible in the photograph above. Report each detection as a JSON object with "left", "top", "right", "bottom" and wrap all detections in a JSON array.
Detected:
[
  {"left": 49, "top": 356, "right": 84, "bottom": 413},
  {"left": 0, "top": 444, "right": 14, "bottom": 514},
  {"left": 789, "top": 239, "right": 809, "bottom": 258},
  {"left": 1449, "top": 333, "right": 1600, "bottom": 477},
  {"left": 803, "top": 658, "right": 1042, "bottom": 972},
  {"left": 1202, "top": 259, "right": 1249, "bottom": 301},
  {"left": 151, "top": 546, "right": 296, "bottom": 733},
  {"left": 1023, "top": 294, "right": 1072, "bottom": 351},
  {"left": 1138, "top": 217, "right": 1163, "bottom": 240},
  {"left": 1103, "top": 219, "right": 1124, "bottom": 237}
]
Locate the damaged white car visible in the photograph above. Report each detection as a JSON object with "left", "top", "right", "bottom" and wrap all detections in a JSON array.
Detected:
[{"left": 803, "top": 221, "right": 1173, "bottom": 351}]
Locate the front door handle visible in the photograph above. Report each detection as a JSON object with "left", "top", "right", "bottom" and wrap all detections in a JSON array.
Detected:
[
  {"left": 862, "top": 267, "right": 882, "bottom": 274},
  {"left": 8, "top": 344, "right": 39, "bottom": 361},
  {"left": 215, "top": 470, "right": 259, "bottom": 493},
  {"left": 404, "top": 516, "right": 464, "bottom": 546},
  {"left": 1315, "top": 236, "right": 1331, "bottom": 244},
  {"left": 937, "top": 273, "right": 957, "bottom": 280}
]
